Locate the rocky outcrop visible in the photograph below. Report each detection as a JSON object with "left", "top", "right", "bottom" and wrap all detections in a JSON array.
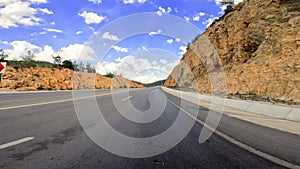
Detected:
[
  {"left": 0, "top": 66, "right": 144, "bottom": 91},
  {"left": 164, "top": 0, "right": 300, "bottom": 104},
  {"left": 112, "top": 76, "right": 144, "bottom": 88}
]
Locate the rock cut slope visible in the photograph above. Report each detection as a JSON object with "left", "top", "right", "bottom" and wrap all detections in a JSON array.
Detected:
[
  {"left": 164, "top": 0, "right": 300, "bottom": 104},
  {"left": 0, "top": 66, "right": 144, "bottom": 91}
]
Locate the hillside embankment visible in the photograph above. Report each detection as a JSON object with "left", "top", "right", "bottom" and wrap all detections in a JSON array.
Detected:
[
  {"left": 164, "top": 0, "right": 300, "bottom": 105},
  {"left": 0, "top": 66, "right": 144, "bottom": 91}
]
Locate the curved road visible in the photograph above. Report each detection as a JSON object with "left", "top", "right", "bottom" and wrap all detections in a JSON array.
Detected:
[{"left": 0, "top": 87, "right": 298, "bottom": 168}]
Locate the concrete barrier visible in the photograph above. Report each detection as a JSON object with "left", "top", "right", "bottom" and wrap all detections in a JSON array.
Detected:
[
  {"left": 225, "top": 99, "right": 252, "bottom": 110},
  {"left": 162, "top": 87, "right": 300, "bottom": 123},
  {"left": 246, "top": 102, "right": 292, "bottom": 119},
  {"left": 286, "top": 108, "right": 300, "bottom": 122}
]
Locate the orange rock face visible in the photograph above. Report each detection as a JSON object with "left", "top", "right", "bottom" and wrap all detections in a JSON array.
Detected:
[
  {"left": 164, "top": 0, "right": 300, "bottom": 103},
  {"left": 112, "top": 76, "right": 144, "bottom": 89},
  {"left": 0, "top": 66, "right": 144, "bottom": 90}
]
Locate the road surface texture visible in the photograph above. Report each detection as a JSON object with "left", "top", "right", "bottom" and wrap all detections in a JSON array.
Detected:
[{"left": 0, "top": 87, "right": 299, "bottom": 169}]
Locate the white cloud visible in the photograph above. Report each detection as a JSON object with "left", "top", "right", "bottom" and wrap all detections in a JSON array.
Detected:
[
  {"left": 39, "top": 31, "right": 47, "bottom": 35},
  {"left": 199, "top": 12, "right": 206, "bottom": 16},
  {"left": 156, "top": 6, "right": 171, "bottom": 16},
  {"left": 89, "top": 26, "right": 95, "bottom": 32},
  {"left": 0, "top": 0, "right": 46, "bottom": 28},
  {"left": 29, "top": 0, "right": 47, "bottom": 4},
  {"left": 185, "top": 12, "right": 206, "bottom": 22},
  {"left": 101, "top": 32, "right": 120, "bottom": 41},
  {"left": 112, "top": 46, "right": 129, "bottom": 53},
  {"left": 97, "top": 61, "right": 118, "bottom": 74},
  {"left": 30, "top": 32, "right": 37, "bottom": 36},
  {"left": 142, "top": 46, "right": 148, "bottom": 51},
  {"left": 178, "top": 46, "right": 187, "bottom": 55},
  {"left": 184, "top": 16, "right": 190, "bottom": 22},
  {"left": 123, "top": 0, "right": 147, "bottom": 4},
  {"left": 167, "top": 7, "right": 172, "bottom": 13},
  {"left": 35, "top": 45, "right": 56, "bottom": 62},
  {"left": 174, "top": 8, "right": 178, "bottom": 13},
  {"left": 0, "top": 41, "right": 9, "bottom": 45},
  {"left": 59, "top": 44, "right": 96, "bottom": 61},
  {"left": 137, "top": 0, "right": 147, "bottom": 3},
  {"left": 220, "top": 4, "right": 227, "bottom": 11},
  {"left": 167, "top": 39, "right": 174, "bottom": 44},
  {"left": 138, "top": 46, "right": 148, "bottom": 51},
  {"left": 43, "top": 28, "right": 63, "bottom": 33},
  {"left": 78, "top": 11, "right": 105, "bottom": 24},
  {"left": 215, "top": 0, "right": 243, "bottom": 13},
  {"left": 159, "top": 59, "right": 180, "bottom": 75},
  {"left": 175, "top": 38, "right": 181, "bottom": 42},
  {"left": 4, "top": 41, "right": 41, "bottom": 60},
  {"left": 148, "top": 29, "right": 162, "bottom": 36},
  {"left": 215, "top": 0, "right": 243, "bottom": 5},
  {"left": 4, "top": 40, "right": 96, "bottom": 61},
  {"left": 50, "top": 21, "right": 55, "bottom": 25},
  {"left": 193, "top": 16, "right": 200, "bottom": 21},
  {"left": 76, "top": 31, "right": 83, "bottom": 35},
  {"left": 214, "top": 0, "right": 223, "bottom": 4},
  {"left": 159, "top": 59, "right": 168, "bottom": 64},
  {"left": 96, "top": 55, "right": 179, "bottom": 83},
  {"left": 39, "top": 8, "right": 53, "bottom": 14},
  {"left": 218, "top": 11, "right": 225, "bottom": 15},
  {"left": 202, "top": 16, "right": 219, "bottom": 28},
  {"left": 123, "top": 0, "right": 134, "bottom": 4},
  {"left": 88, "top": 0, "right": 102, "bottom": 4},
  {"left": 134, "top": 72, "right": 169, "bottom": 84},
  {"left": 235, "top": 0, "right": 244, "bottom": 4}
]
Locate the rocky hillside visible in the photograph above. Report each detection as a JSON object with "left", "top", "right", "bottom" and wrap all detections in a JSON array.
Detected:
[
  {"left": 164, "top": 0, "right": 300, "bottom": 104},
  {"left": 0, "top": 66, "right": 143, "bottom": 91}
]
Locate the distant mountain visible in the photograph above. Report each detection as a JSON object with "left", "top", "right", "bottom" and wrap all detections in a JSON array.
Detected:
[{"left": 144, "top": 80, "right": 166, "bottom": 87}]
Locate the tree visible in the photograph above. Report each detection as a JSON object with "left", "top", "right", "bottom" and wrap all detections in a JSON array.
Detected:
[
  {"left": 21, "top": 50, "right": 36, "bottom": 68},
  {"left": 62, "top": 60, "right": 74, "bottom": 70},
  {"left": 85, "top": 62, "right": 96, "bottom": 73},
  {"left": 221, "top": 0, "right": 234, "bottom": 14},
  {"left": 104, "top": 72, "right": 115, "bottom": 78},
  {"left": 72, "top": 61, "right": 79, "bottom": 71},
  {"left": 52, "top": 55, "right": 62, "bottom": 66},
  {"left": 0, "top": 49, "right": 8, "bottom": 61},
  {"left": 78, "top": 61, "right": 85, "bottom": 72},
  {"left": 23, "top": 50, "right": 35, "bottom": 61}
]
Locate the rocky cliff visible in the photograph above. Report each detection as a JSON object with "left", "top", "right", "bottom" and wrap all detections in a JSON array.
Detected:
[
  {"left": 164, "top": 0, "right": 300, "bottom": 104},
  {"left": 0, "top": 66, "right": 144, "bottom": 91}
]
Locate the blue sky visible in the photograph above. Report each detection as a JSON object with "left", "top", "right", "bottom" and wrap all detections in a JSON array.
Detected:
[{"left": 0, "top": 0, "right": 243, "bottom": 83}]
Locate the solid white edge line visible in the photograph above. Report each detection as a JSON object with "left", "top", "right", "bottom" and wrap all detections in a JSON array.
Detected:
[
  {"left": 0, "top": 90, "right": 133, "bottom": 111},
  {"left": 0, "top": 89, "right": 112, "bottom": 94},
  {"left": 0, "top": 137, "right": 34, "bottom": 150},
  {"left": 164, "top": 92, "right": 300, "bottom": 169}
]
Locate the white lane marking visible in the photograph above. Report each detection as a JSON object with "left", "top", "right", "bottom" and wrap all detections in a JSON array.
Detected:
[
  {"left": 0, "top": 90, "right": 70, "bottom": 94},
  {"left": 122, "top": 96, "right": 132, "bottom": 102},
  {"left": 164, "top": 95, "right": 300, "bottom": 169},
  {"left": 0, "top": 89, "right": 111, "bottom": 95},
  {"left": 0, "top": 96, "right": 72, "bottom": 105},
  {"left": 0, "top": 88, "right": 143, "bottom": 95},
  {"left": 0, "top": 90, "right": 134, "bottom": 111},
  {"left": 0, "top": 137, "right": 34, "bottom": 150}
]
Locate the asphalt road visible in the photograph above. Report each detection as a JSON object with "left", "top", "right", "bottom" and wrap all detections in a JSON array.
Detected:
[{"left": 0, "top": 87, "right": 298, "bottom": 169}]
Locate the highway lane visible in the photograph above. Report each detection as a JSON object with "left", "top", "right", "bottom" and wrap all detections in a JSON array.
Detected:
[
  {"left": 0, "top": 87, "right": 296, "bottom": 168},
  {"left": 0, "top": 89, "right": 113, "bottom": 109}
]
